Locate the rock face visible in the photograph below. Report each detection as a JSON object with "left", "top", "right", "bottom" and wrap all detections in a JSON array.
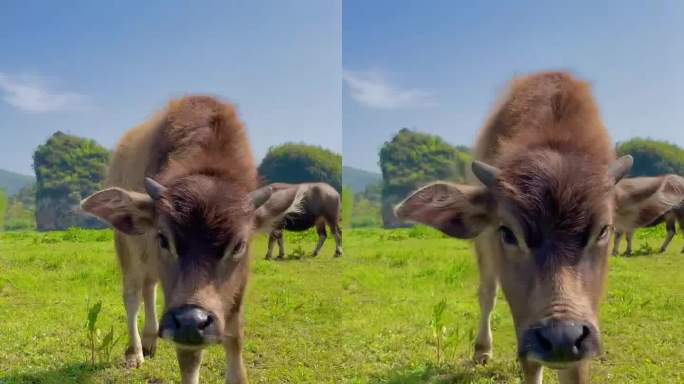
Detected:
[{"left": 35, "top": 194, "right": 105, "bottom": 231}]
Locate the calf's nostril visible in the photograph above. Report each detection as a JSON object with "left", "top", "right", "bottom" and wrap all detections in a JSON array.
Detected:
[
  {"left": 575, "top": 325, "right": 591, "bottom": 349},
  {"left": 534, "top": 328, "right": 553, "bottom": 352},
  {"left": 198, "top": 314, "right": 213, "bottom": 330},
  {"left": 171, "top": 313, "right": 181, "bottom": 329}
]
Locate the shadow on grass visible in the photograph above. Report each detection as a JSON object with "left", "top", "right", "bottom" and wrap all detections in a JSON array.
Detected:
[
  {"left": 369, "top": 361, "right": 514, "bottom": 384},
  {"left": 1, "top": 362, "right": 108, "bottom": 384}
]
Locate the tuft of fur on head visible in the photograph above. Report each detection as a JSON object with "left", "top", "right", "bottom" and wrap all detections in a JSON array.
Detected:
[
  {"left": 475, "top": 71, "right": 614, "bottom": 167},
  {"left": 155, "top": 96, "right": 257, "bottom": 192}
]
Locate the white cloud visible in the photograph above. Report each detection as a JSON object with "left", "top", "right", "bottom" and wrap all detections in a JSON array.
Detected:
[
  {"left": 343, "top": 69, "right": 432, "bottom": 109},
  {"left": 0, "top": 72, "right": 89, "bottom": 113}
]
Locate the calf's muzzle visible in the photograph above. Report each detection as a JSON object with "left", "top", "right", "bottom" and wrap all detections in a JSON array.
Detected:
[
  {"left": 159, "top": 305, "right": 219, "bottom": 346},
  {"left": 520, "top": 319, "right": 600, "bottom": 366}
]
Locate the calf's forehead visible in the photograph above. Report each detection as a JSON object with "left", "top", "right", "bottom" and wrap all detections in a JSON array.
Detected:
[
  {"left": 495, "top": 156, "right": 613, "bottom": 247},
  {"left": 157, "top": 185, "right": 253, "bottom": 246}
]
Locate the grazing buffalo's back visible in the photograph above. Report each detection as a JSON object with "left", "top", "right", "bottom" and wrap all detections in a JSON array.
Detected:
[
  {"left": 612, "top": 174, "right": 684, "bottom": 255},
  {"left": 262, "top": 182, "right": 343, "bottom": 259},
  {"left": 396, "top": 72, "right": 633, "bottom": 383},
  {"left": 274, "top": 183, "right": 339, "bottom": 231}
]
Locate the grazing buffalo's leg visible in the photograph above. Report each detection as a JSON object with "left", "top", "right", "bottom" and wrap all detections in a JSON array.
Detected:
[
  {"left": 141, "top": 278, "right": 158, "bottom": 358},
  {"left": 265, "top": 231, "right": 276, "bottom": 260},
  {"left": 558, "top": 361, "right": 590, "bottom": 384},
  {"left": 224, "top": 310, "right": 248, "bottom": 384},
  {"left": 312, "top": 220, "right": 327, "bottom": 256},
  {"left": 659, "top": 216, "right": 676, "bottom": 253},
  {"left": 473, "top": 239, "right": 497, "bottom": 364},
  {"left": 275, "top": 230, "right": 285, "bottom": 258},
  {"left": 332, "top": 222, "right": 342, "bottom": 257},
  {"left": 521, "top": 360, "right": 543, "bottom": 384},
  {"left": 623, "top": 231, "right": 633, "bottom": 256},
  {"left": 116, "top": 235, "right": 145, "bottom": 368},
  {"left": 177, "top": 348, "right": 203, "bottom": 384},
  {"left": 677, "top": 213, "right": 684, "bottom": 253},
  {"left": 612, "top": 231, "right": 622, "bottom": 256}
]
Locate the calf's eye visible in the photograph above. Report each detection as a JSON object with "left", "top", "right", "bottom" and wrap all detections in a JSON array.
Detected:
[
  {"left": 597, "top": 225, "right": 610, "bottom": 241},
  {"left": 234, "top": 240, "right": 246, "bottom": 256},
  {"left": 158, "top": 233, "right": 170, "bottom": 250},
  {"left": 499, "top": 226, "right": 518, "bottom": 246}
]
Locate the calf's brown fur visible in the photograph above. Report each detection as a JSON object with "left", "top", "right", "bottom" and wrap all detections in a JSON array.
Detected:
[
  {"left": 396, "top": 72, "right": 632, "bottom": 384},
  {"left": 82, "top": 96, "right": 299, "bottom": 384}
]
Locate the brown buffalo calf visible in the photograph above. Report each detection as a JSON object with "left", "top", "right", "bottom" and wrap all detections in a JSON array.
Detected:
[
  {"left": 396, "top": 72, "right": 632, "bottom": 383},
  {"left": 612, "top": 175, "right": 684, "bottom": 255},
  {"left": 264, "top": 182, "right": 342, "bottom": 259},
  {"left": 82, "top": 96, "right": 300, "bottom": 384}
]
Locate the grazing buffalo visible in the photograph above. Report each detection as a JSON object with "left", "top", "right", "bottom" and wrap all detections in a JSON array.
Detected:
[
  {"left": 263, "top": 182, "right": 342, "bottom": 259},
  {"left": 612, "top": 175, "right": 684, "bottom": 255},
  {"left": 395, "top": 72, "right": 633, "bottom": 383},
  {"left": 81, "top": 96, "right": 299, "bottom": 384}
]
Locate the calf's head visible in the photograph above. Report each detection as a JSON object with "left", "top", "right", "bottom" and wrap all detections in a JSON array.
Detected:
[
  {"left": 81, "top": 175, "right": 287, "bottom": 348},
  {"left": 395, "top": 151, "right": 633, "bottom": 368}
]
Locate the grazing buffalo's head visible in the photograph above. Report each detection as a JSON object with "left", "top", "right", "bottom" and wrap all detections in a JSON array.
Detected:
[
  {"left": 395, "top": 151, "right": 633, "bottom": 368},
  {"left": 82, "top": 175, "right": 295, "bottom": 348}
]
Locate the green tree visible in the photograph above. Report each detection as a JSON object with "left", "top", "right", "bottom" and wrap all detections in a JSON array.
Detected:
[
  {"left": 33, "top": 132, "right": 110, "bottom": 230},
  {"left": 258, "top": 143, "right": 342, "bottom": 191},
  {"left": 616, "top": 138, "right": 684, "bottom": 177},
  {"left": 379, "top": 128, "right": 468, "bottom": 227}
]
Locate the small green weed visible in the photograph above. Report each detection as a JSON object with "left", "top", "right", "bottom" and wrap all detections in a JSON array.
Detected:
[
  {"left": 430, "top": 299, "right": 448, "bottom": 366},
  {"left": 86, "top": 301, "right": 122, "bottom": 366}
]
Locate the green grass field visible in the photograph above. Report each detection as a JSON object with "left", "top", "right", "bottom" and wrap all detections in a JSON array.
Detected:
[{"left": 1, "top": 226, "right": 683, "bottom": 383}]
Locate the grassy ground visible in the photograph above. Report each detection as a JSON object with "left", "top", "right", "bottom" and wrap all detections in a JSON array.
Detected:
[{"left": 0, "top": 226, "right": 682, "bottom": 383}]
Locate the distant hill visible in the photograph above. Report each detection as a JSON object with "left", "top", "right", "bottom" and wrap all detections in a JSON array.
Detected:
[
  {"left": 343, "top": 166, "right": 381, "bottom": 193},
  {"left": 0, "top": 169, "right": 35, "bottom": 196}
]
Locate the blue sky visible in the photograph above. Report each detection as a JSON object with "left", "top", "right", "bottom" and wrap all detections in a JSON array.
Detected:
[
  {"left": 343, "top": 0, "right": 684, "bottom": 172},
  {"left": 0, "top": 0, "right": 341, "bottom": 175}
]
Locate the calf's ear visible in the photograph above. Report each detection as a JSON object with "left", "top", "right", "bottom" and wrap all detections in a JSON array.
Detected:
[
  {"left": 394, "top": 182, "right": 492, "bottom": 238},
  {"left": 81, "top": 188, "right": 155, "bottom": 235}
]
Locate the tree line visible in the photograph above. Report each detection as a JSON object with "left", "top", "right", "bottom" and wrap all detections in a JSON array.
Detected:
[
  {"left": 1, "top": 131, "right": 683, "bottom": 231},
  {"left": 350, "top": 131, "right": 684, "bottom": 228},
  {"left": 1, "top": 134, "right": 342, "bottom": 231}
]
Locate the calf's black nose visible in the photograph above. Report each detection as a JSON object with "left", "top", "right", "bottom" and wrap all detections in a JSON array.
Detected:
[
  {"left": 159, "top": 305, "right": 216, "bottom": 346},
  {"left": 520, "top": 320, "right": 599, "bottom": 364}
]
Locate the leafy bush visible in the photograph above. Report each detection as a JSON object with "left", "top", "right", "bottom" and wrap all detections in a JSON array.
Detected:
[
  {"left": 350, "top": 195, "right": 382, "bottom": 228},
  {"left": 616, "top": 138, "right": 684, "bottom": 177},
  {"left": 4, "top": 184, "right": 36, "bottom": 230},
  {"left": 258, "top": 143, "right": 342, "bottom": 191}
]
